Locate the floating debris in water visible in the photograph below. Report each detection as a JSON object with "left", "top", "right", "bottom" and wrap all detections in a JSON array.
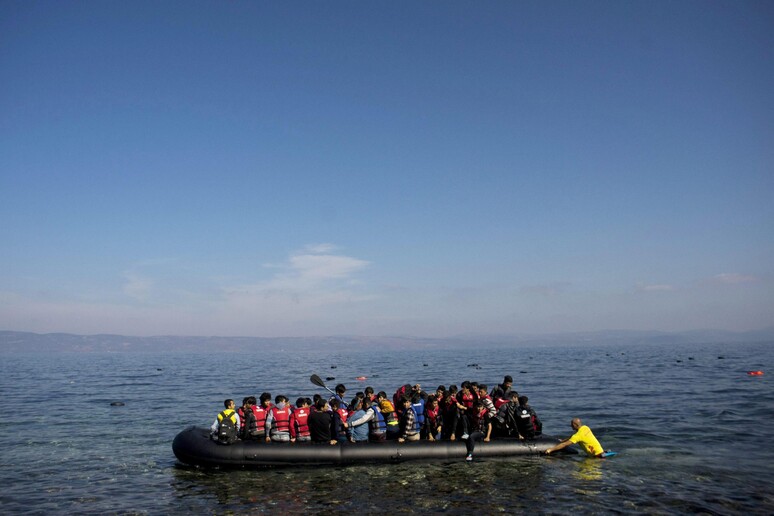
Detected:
[
  {"left": 110, "top": 401, "right": 125, "bottom": 407},
  {"left": 747, "top": 371, "right": 764, "bottom": 376},
  {"left": 718, "top": 356, "right": 725, "bottom": 360},
  {"left": 467, "top": 363, "right": 479, "bottom": 367},
  {"left": 331, "top": 365, "right": 337, "bottom": 369},
  {"left": 326, "top": 377, "right": 335, "bottom": 381}
]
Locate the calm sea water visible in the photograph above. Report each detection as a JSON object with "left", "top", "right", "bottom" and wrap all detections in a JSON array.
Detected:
[{"left": 1, "top": 340, "right": 773, "bottom": 514}]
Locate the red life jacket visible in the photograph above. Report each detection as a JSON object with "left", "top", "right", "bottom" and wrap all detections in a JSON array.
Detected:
[
  {"left": 290, "top": 407, "right": 311, "bottom": 438},
  {"left": 336, "top": 407, "right": 348, "bottom": 423},
  {"left": 237, "top": 407, "right": 246, "bottom": 431},
  {"left": 425, "top": 405, "right": 440, "bottom": 427},
  {"left": 270, "top": 406, "right": 291, "bottom": 433},
  {"left": 254, "top": 404, "right": 271, "bottom": 433},
  {"left": 494, "top": 397, "right": 509, "bottom": 410},
  {"left": 393, "top": 385, "right": 410, "bottom": 416},
  {"left": 238, "top": 406, "right": 262, "bottom": 437},
  {"left": 459, "top": 391, "right": 475, "bottom": 410}
]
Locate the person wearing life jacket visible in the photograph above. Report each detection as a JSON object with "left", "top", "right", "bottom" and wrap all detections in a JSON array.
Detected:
[
  {"left": 493, "top": 390, "right": 511, "bottom": 410},
  {"left": 490, "top": 375, "right": 514, "bottom": 400},
  {"left": 345, "top": 397, "right": 369, "bottom": 442},
  {"left": 397, "top": 396, "right": 420, "bottom": 442},
  {"left": 464, "top": 400, "right": 492, "bottom": 461},
  {"left": 435, "top": 385, "right": 446, "bottom": 403},
  {"left": 424, "top": 394, "right": 442, "bottom": 440},
  {"left": 329, "top": 398, "right": 348, "bottom": 444},
  {"left": 477, "top": 385, "right": 497, "bottom": 419},
  {"left": 411, "top": 383, "right": 429, "bottom": 401},
  {"left": 310, "top": 394, "right": 322, "bottom": 412},
  {"left": 456, "top": 382, "right": 476, "bottom": 439},
  {"left": 545, "top": 418, "right": 606, "bottom": 457},
  {"left": 330, "top": 383, "right": 347, "bottom": 407},
  {"left": 393, "top": 384, "right": 412, "bottom": 418},
  {"left": 410, "top": 392, "right": 426, "bottom": 438},
  {"left": 469, "top": 382, "right": 481, "bottom": 402},
  {"left": 493, "top": 391, "right": 520, "bottom": 437},
  {"left": 441, "top": 385, "right": 460, "bottom": 440},
  {"left": 514, "top": 396, "right": 542, "bottom": 439},
  {"left": 237, "top": 397, "right": 250, "bottom": 435},
  {"left": 249, "top": 392, "right": 272, "bottom": 440},
  {"left": 265, "top": 395, "right": 292, "bottom": 442},
  {"left": 345, "top": 397, "right": 387, "bottom": 442},
  {"left": 377, "top": 391, "right": 400, "bottom": 439},
  {"left": 364, "top": 386, "right": 377, "bottom": 402},
  {"left": 210, "top": 399, "right": 241, "bottom": 443},
  {"left": 289, "top": 397, "right": 311, "bottom": 442},
  {"left": 239, "top": 396, "right": 263, "bottom": 440}
]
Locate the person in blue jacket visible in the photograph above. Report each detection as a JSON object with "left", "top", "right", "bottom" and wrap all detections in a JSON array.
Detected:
[{"left": 346, "top": 397, "right": 369, "bottom": 442}]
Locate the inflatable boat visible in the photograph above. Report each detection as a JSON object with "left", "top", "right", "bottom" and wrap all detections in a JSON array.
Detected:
[{"left": 172, "top": 426, "right": 575, "bottom": 468}]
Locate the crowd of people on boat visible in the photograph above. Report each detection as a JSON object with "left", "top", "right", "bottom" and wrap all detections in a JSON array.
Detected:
[{"left": 211, "top": 375, "right": 543, "bottom": 460}]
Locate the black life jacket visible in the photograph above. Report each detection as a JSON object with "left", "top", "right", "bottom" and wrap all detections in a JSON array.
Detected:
[{"left": 515, "top": 405, "right": 541, "bottom": 438}]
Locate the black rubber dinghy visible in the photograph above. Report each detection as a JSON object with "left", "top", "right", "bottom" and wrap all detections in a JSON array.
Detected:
[{"left": 173, "top": 426, "right": 575, "bottom": 468}]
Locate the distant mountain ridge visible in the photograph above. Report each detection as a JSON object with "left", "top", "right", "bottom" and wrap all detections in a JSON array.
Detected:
[{"left": 1, "top": 328, "right": 772, "bottom": 353}]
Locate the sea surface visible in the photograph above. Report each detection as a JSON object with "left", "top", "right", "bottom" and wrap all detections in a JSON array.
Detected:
[{"left": 1, "top": 340, "right": 773, "bottom": 514}]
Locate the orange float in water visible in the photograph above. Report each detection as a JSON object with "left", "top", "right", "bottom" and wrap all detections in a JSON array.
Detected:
[
  {"left": 355, "top": 376, "right": 367, "bottom": 381},
  {"left": 747, "top": 371, "right": 764, "bottom": 376}
]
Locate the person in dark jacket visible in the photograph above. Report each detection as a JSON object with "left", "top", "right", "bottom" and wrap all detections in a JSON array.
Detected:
[
  {"left": 465, "top": 400, "right": 492, "bottom": 461},
  {"left": 493, "top": 391, "right": 520, "bottom": 437},
  {"left": 514, "top": 396, "right": 542, "bottom": 439},
  {"left": 308, "top": 398, "right": 337, "bottom": 445}
]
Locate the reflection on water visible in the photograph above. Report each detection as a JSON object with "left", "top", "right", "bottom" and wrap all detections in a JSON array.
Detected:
[
  {"left": 573, "top": 457, "right": 604, "bottom": 482},
  {"left": 171, "top": 459, "right": 550, "bottom": 513}
]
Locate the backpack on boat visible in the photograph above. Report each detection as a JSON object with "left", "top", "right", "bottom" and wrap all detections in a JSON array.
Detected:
[{"left": 217, "top": 410, "right": 239, "bottom": 444}]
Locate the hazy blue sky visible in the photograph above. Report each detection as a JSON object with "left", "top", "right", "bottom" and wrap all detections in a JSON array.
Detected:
[{"left": 1, "top": 1, "right": 772, "bottom": 337}]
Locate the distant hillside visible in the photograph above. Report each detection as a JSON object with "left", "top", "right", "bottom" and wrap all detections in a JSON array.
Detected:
[{"left": 1, "top": 328, "right": 772, "bottom": 353}]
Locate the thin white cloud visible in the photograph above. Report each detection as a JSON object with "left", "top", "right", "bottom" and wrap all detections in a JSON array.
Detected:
[
  {"left": 713, "top": 273, "right": 757, "bottom": 285},
  {"left": 288, "top": 253, "right": 368, "bottom": 281},
  {"left": 221, "top": 245, "right": 371, "bottom": 317},
  {"left": 123, "top": 272, "right": 153, "bottom": 301},
  {"left": 304, "top": 243, "right": 337, "bottom": 254}
]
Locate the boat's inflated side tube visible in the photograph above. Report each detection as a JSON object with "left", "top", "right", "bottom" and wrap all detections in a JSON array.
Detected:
[{"left": 173, "top": 426, "right": 574, "bottom": 468}]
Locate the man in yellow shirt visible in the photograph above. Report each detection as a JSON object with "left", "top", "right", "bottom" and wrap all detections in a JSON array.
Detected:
[{"left": 545, "top": 418, "right": 605, "bottom": 457}]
